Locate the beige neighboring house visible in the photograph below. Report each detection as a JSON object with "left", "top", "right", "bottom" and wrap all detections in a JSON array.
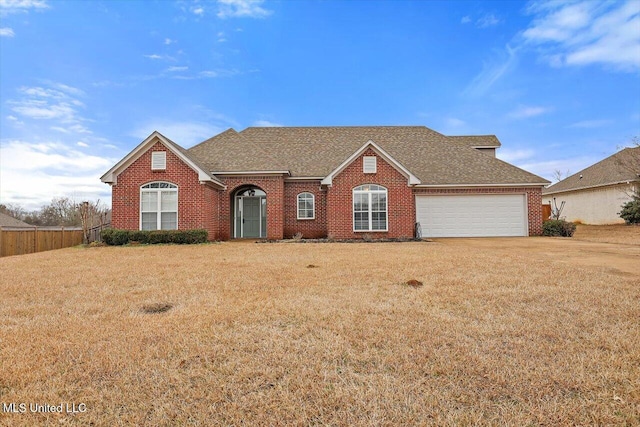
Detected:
[
  {"left": 543, "top": 147, "right": 640, "bottom": 224},
  {"left": 0, "top": 212, "right": 34, "bottom": 228}
]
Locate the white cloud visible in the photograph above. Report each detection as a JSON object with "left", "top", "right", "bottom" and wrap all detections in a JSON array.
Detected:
[
  {"left": 568, "top": 119, "right": 613, "bottom": 128},
  {"left": 0, "top": 27, "right": 14, "bottom": 36},
  {"left": 144, "top": 54, "right": 175, "bottom": 61},
  {"left": 164, "top": 38, "right": 174, "bottom": 45},
  {"left": 517, "top": 154, "right": 602, "bottom": 183},
  {"left": 445, "top": 117, "right": 466, "bottom": 127},
  {"left": 0, "top": 139, "right": 114, "bottom": 210},
  {"left": 496, "top": 148, "right": 535, "bottom": 163},
  {"left": 0, "top": 0, "right": 49, "bottom": 16},
  {"left": 217, "top": 0, "right": 272, "bottom": 19},
  {"left": 463, "top": 44, "right": 519, "bottom": 96},
  {"left": 166, "top": 66, "right": 188, "bottom": 72},
  {"left": 130, "top": 121, "right": 226, "bottom": 148},
  {"left": 508, "top": 105, "right": 552, "bottom": 119},
  {"left": 76, "top": 141, "right": 89, "bottom": 147},
  {"left": 461, "top": 16, "right": 471, "bottom": 24},
  {"left": 522, "top": 0, "right": 640, "bottom": 72},
  {"left": 477, "top": 13, "right": 500, "bottom": 28},
  {"left": 253, "top": 120, "right": 282, "bottom": 127},
  {"left": 192, "top": 6, "right": 204, "bottom": 15}
]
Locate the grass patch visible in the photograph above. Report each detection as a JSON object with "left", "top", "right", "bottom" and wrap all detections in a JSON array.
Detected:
[{"left": 0, "top": 240, "right": 638, "bottom": 425}]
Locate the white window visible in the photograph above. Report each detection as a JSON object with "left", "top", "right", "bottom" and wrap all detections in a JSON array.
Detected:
[
  {"left": 363, "top": 156, "right": 377, "bottom": 173},
  {"left": 151, "top": 151, "right": 167, "bottom": 170},
  {"left": 297, "top": 192, "right": 315, "bottom": 219},
  {"left": 353, "top": 184, "right": 387, "bottom": 232},
  {"left": 140, "top": 182, "right": 177, "bottom": 230}
]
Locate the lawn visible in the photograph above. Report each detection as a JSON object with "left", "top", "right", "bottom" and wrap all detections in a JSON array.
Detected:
[{"left": 0, "top": 233, "right": 638, "bottom": 425}]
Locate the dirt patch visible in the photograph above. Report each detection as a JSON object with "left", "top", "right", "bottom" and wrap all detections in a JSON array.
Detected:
[{"left": 141, "top": 302, "right": 173, "bottom": 314}]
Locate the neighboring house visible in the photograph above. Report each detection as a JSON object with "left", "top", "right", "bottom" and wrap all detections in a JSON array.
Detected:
[
  {"left": 543, "top": 147, "right": 640, "bottom": 224},
  {"left": 101, "top": 126, "right": 549, "bottom": 240},
  {"left": 0, "top": 212, "right": 33, "bottom": 228}
]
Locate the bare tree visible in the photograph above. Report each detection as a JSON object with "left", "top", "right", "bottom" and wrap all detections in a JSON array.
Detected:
[
  {"left": 551, "top": 169, "right": 571, "bottom": 183},
  {"left": 79, "top": 200, "right": 108, "bottom": 244},
  {"left": 0, "top": 203, "right": 26, "bottom": 220}
]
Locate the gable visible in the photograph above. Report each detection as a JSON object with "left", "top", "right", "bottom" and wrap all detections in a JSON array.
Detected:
[
  {"left": 321, "top": 140, "right": 420, "bottom": 186},
  {"left": 101, "top": 131, "right": 224, "bottom": 188}
]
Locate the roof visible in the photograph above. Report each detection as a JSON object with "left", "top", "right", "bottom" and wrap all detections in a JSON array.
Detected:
[
  {"left": 101, "top": 131, "right": 225, "bottom": 187},
  {"left": 188, "top": 126, "right": 548, "bottom": 186},
  {"left": 0, "top": 212, "right": 33, "bottom": 228},
  {"left": 543, "top": 147, "right": 640, "bottom": 195},
  {"left": 448, "top": 135, "right": 501, "bottom": 148}
]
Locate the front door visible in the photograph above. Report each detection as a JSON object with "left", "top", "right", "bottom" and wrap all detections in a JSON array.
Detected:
[{"left": 242, "top": 197, "right": 261, "bottom": 238}]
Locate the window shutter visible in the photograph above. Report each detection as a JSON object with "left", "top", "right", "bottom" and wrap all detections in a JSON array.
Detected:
[
  {"left": 151, "top": 151, "right": 166, "bottom": 170},
  {"left": 363, "top": 156, "right": 377, "bottom": 173}
]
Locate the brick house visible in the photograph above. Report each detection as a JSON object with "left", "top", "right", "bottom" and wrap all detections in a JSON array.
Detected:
[{"left": 101, "top": 126, "right": 549, "bottom": 240}]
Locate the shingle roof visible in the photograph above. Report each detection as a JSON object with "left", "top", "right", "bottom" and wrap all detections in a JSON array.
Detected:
[
  {"left": 0, "top": 212, "right": 33, "bottom": 228},
  {"left": 544, "top": 147, "right": 640, "bottom": 194},
  {"left": 448, "top": 135, "right": 501, "bottom": 148},
  {"left": 188, "top": 126, "right": 547, "bottom": 186}
]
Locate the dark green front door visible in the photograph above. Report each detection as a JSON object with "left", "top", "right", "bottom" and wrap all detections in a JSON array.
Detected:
[{"left": 242, "top": 197, "right": 261, "bottom": 238}]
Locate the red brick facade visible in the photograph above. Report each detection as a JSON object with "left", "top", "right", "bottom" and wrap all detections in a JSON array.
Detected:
[
  {"left": 326, "top": 148, "right": 415, "bottom": 239},
  {"left": 109, "top": 139, "right": 545, "bottom": 240}
]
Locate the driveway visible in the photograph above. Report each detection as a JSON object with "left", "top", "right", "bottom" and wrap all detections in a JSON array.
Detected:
[{"left": 433, "top": 237, "right": 640, "bottom": 277}]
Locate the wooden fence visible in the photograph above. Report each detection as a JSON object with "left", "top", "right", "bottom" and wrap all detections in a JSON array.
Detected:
[
  {"left": 0, "top": 226, "right": 83, "bottom": 257},
  {"left": 542, "top": 204, "right": 552, "bottom": 221}
]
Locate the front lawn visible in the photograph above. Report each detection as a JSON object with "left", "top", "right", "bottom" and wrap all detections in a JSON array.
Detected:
[{"left": 0, "top": 241, "right": 638, "bottom": 425}]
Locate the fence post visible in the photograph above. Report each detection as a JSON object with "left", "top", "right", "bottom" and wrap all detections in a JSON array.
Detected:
[
  {"left": 0, "top": 226, "right": 3, "bottom": 257},
  {"left": 34, "top": 226, "right": 39, "bottom": 253},
  {"left": 61, "top": 226, "right": 64, "bottom": 249}
]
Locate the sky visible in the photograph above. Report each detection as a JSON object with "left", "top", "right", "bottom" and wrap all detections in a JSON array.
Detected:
[{"left": 1, "top": 0, "right": 639, "bottom": 211}]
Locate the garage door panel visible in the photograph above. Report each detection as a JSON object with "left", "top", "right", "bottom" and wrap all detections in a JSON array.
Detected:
[{"left": 416, "top": 195, "right": 527, "bottom": 237}]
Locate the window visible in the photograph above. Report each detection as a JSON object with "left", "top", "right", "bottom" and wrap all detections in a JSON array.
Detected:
[
  {"left": 297, "top": 192, "right": 315, "bottom": 219},
  {"left": 353, "top": 184, "right": 387, "bottom": 231},
  {"left": 140, "top": 182, "right": 177, "bottom": 230},
  {"left": 363, "top": 156, "right": 377, "bottom": 173},
  {"left": 151, "top": 151, "right": 167, "bottom": 170}
]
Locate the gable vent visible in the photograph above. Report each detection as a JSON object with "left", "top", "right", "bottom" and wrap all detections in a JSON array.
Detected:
[
  {"left": 363, "top": 156, "right": 377, "bottom": 173},
  {"left": 151, "top": 151, "right": 167, "bottom": 170}
]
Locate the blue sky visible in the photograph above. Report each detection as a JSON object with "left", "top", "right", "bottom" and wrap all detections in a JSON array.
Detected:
[{"left": 1, "top": 0, "right": 639, "bottom": 210}]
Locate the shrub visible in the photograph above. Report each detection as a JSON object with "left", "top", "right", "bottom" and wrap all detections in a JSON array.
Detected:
[
  {"left": 542, "top": 219, "right": 577, "bottom": 237},
  {"left": 100, "top": 229, "right": 208, "bottom": 245},
  {"left": 618, "top": 193, "right": 640, "bottom": 224}
]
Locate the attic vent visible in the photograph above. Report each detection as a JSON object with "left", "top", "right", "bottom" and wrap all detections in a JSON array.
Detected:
[
  {"left": 151, "top": 151, "right": 167, "bottom": 170},
  {"left": 363, "top": 156, "right": 377, "bottom": 173}
]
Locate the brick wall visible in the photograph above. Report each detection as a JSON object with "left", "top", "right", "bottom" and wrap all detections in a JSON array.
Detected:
[
  {"left": 413, "top": 186, "right": 544, "bottom": 236},
  {"left": 110, "top": 141, "right": 219, "bottom": 240},
  {"left": 218, "top": 176, "right": 285, "bottom": 240},
  {"left": 326, "top": 148, "right": 415, "bottom": 239},
  {"left": 283, "top": 181, "right": 328, "bottom": 238}
]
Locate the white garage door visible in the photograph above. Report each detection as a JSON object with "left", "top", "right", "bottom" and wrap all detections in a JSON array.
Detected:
[{"left": 416, "top": 194, "right": 527, "bottom": 237}]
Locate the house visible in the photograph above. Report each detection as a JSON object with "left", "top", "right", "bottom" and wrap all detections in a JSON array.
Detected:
[
  {"left": 101, "top": 126, "right": 549, "bottom": 240},
  {"left": 543, "top": 147, "right": 640, "bottom": 224},
  {"left": 0, "top": 212, "right": 34, "bottom": 228}
]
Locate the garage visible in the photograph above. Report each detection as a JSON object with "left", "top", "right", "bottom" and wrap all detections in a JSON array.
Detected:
[{"left": 416, "top": 194, "right": 528, "bottom": 237}]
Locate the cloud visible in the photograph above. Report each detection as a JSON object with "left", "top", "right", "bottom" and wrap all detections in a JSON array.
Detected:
[
  {"left": 463, "top": 44, "right": 519, "bottom": 96},
  {"left": 508, "top": 105, "right": 552, "bottom": 119},
  {"left": 461, "top": 16, "right": 471, "bottom": 24},
  {"left": 0, "top": 27, "right": 14, "bottom": 36},
  {"left": 217, "top": 0, "right": 272, "bottom": 19},
  {"left": 0, "top": 0, "right": 49, "bottom": 16},
  {"left": 166, "top": 66, "right": 188, "bottom": 72},
  {"left": 0, "top": 139, "right": 114, "bottom": 210},
  {"left": 164, "top": 38, "right": 174, "bottom": 45},
  {"left": 144, "top": 53, "right": 175, "bottom": 61},
  {"left": 522, "top": 0, "right": 640, "bottom": 72},
  {"left": 477, "top": 13, "right": 500, "bottom": 28},
  {"left": 445, "top": 117, "right": 466, "bottom": 127},
  {"left": 253, "top": 120, "right": 282, "bottom": 127},
  {"left": 130, "top": 121, "right": 227, "bottom": 147},
  {"left": 568, "top": 119, "right": 613, "bottom": 128},
  {"left": 76, "top": 141, "right": 89, "bottom": 147},
  {"left": 192, "top": 6, "right": 204, "bottom": 15},
  {"left": 496, "top": 148, "right": 535, "bottom": 163},
  {"left": 517, "top": 154, "right": 602, "bottom": 183}
]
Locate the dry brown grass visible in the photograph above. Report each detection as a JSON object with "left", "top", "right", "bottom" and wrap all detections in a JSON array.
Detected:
[
  {"left": 573, "top": 223, "right": 640, "bottom": 245},
  {"left": 0, "top": 240, "right": 638, "bottom": 426}
]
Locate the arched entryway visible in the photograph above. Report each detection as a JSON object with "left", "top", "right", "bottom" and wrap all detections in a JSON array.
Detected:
[{"left": 233, "top": 186, "right": 267, "bottom": 238}]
